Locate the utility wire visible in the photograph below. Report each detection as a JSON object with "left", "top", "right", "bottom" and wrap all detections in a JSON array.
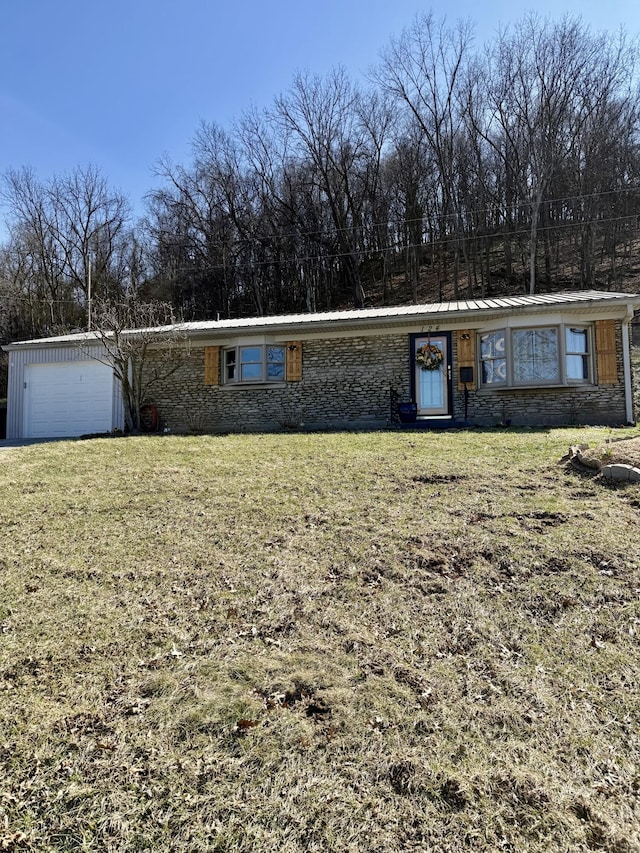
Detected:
[
  {"left": 1, "top": 195, "right": 639, "bottom": 300},
  {"left": 2, "top": 185, "right": 638, "bottom": 263},
  {"left": 0, "top": 207, "right": 638, "bottom": 310},
  {"left": 138, "top": 210, "right": 640, "bottom": 276},
  {"left": 150, "top": 184, "right": 640, "bottom": 246}
]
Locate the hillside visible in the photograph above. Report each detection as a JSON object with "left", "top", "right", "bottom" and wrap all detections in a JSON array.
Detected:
[{"left": 362, "top": 235, "right": 640, "bottom": 309}]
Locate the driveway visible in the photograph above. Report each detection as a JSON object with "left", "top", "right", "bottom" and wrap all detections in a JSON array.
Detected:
[{"left": 0, "top": 438, "right": 66, "bottom": 450}]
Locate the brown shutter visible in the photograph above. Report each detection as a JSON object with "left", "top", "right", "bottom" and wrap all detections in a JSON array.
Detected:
[
  {"left": 285, "top": 341, "right": 302, "bottom": 381},
  {"left": 595, "top": 320, "right": 618, "bottom": 384},
  {"left": 204, "top": 346, "right": 220, "bottom": 385},
  {"left": 457, "top": 330, "right": 476, "bottom": 389}
]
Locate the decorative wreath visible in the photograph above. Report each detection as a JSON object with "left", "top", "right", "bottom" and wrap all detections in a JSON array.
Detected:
[{"left": 416, "top": 343, "right": 444, "bottom": 371}]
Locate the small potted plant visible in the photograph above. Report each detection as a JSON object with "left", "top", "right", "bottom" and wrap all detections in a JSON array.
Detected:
[{"left": 398, "top": 400, "right": 417, "bottom": 423}]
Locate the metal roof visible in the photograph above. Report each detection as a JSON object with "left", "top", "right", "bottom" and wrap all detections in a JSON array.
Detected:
[{"left": 4, "top": 290, "right": 640, "bottom": 349}]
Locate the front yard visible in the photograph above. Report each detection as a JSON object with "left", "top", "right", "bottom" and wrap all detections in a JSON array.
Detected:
[{"left": 0, "top": 428, "right": 639, "bottom": 852}]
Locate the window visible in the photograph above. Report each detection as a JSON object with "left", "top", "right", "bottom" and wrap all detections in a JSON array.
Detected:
[
  {"left": 565, "top": 327, "right": 589, "bottom": 381},
  {"left": 224, "top": 345, "right": 285, "bottom": 384},
  {"left": 512, "top": 328, "right": 559, "bottom": 383},
  {"left": 479, "top": 325, "right": 591, "bottom": 388},
  {"left": 480, "top": 330, "right": 507, "bottom": 385}
]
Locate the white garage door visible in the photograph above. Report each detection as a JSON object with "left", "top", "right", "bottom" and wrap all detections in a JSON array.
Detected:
[{"left": 24, "top": 360, "right": 115, "bottom": 438}]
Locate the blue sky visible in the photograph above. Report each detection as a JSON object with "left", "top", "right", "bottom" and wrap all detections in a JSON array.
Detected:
[{"left": 1, "top": 0, "right": 638, "bottom": 223}]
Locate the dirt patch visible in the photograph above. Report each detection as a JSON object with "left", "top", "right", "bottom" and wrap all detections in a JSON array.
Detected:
[{"left": 573, "top": 436, "right": 640, "bottom": 471}]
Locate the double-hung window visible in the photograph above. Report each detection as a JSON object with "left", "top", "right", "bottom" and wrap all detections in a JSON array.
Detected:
[
  {"left": 565, "top": 327, "right": 590, "bottom": 381},
  {"left": 224, "top": 345, "right": 285, "bottom": 384},
  {"left": 480, "top": 330, "right": 507, "bottom": 385},
  {"left": 479, "top": 325, "right": 591, "bottom": 388}
]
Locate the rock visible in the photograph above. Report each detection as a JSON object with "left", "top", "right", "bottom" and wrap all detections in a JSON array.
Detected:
[
  {"left": 601, "top": 463, "right": 640, "bottom": 482},
  {"left": 569, "top": 445, "right": 601, "bottom": 471}
]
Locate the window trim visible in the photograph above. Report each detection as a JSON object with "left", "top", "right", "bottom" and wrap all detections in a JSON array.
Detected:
[{"left": 478, "top": 323, "right": 593, "bottom": 390}]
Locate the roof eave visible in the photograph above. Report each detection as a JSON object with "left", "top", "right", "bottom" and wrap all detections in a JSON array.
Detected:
[
  {"left": 182, "top": 294, "right": 640, "bottom": 340},
  {"left": 4, "top": 291, "right": 639, "bottom": 350}
]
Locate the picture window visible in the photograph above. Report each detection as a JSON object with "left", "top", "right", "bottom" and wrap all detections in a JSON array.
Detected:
[{"left": 479, "top": 325, "right": 591, "bottom": 388}]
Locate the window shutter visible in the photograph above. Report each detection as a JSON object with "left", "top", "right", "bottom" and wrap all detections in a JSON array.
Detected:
[
  {"left": 457, "top": 330, "right": 476, "bottom": 389},
  {"left": 204, "top": 346, "right": 220, "bottom": 385},
  {"left": 595, "top": 320, "right": 618, "bottom": 384},
  {"left": 285, "top": 341, "right": 302, "bottom": 381}
]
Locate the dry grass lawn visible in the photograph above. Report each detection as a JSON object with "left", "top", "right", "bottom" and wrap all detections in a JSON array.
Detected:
[{"left": 0, "top": 427, "right": 639, "bottom": 852}]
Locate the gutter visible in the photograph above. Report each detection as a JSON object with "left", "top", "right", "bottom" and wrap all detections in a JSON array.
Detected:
[{"left": 622, "top": 305, "right": 635, "bottom": 424}]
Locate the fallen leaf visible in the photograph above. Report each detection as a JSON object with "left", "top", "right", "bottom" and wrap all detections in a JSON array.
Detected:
[{"left": 234, "top": 719, "right": 259, "bottom": 734}]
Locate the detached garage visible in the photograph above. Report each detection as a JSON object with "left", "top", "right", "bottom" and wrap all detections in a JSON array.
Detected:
[{"left": 4, "top": 337, "right": 124, "bottom": 440}]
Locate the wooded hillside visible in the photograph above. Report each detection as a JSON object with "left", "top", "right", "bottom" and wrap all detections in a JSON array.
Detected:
[{"left": 1, "top": 12, "right": 639, "bottom": 347}]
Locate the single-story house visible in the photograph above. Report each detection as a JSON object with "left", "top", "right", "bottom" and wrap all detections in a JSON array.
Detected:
[{"left": 3, "top": 290, "right": 640, "bottom": 439}]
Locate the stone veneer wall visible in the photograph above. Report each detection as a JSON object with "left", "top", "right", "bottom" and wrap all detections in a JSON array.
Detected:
[
  {"left": 450, "top": 321, "right": 629, "bottom": 427},
  {"left": 144, "top": 323, "right": 630, "bottom": 433},
  {"left": 144, "top": 333, "right": 411, "bottom": 433}
]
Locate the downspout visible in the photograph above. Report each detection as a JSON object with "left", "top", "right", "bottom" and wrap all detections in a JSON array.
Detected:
[{"left": 622, "top": 307, "right": 634, "bottom": 424}]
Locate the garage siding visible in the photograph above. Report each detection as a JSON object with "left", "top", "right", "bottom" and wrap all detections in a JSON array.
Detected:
[{"left": 6, "top": 345, "right": 124, "bottom": 440}]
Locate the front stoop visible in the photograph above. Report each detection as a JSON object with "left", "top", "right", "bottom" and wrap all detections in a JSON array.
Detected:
[{"left": 394, "top": 418, "right": 471, "bottom": 430}]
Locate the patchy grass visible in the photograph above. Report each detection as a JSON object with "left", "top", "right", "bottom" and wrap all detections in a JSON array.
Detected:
[{"left": 0, "top": 428, "right": 639, "bottom": 852}]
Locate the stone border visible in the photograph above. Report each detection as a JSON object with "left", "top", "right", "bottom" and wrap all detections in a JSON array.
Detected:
[{"left": 601, "top": 463, "right": 640, "bottom": 482}]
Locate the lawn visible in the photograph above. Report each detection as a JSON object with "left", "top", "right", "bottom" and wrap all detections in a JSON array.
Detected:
[{"left": 0, "top": 428, "right": 639, "bottom": 852}]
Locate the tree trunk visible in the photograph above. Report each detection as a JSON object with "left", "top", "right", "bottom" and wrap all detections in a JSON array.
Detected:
[{"left": 529, "top": 191, "right": 543, "bottom": 295}]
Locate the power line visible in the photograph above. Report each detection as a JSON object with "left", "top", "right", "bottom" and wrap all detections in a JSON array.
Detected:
[
  {"left": 0, "top": 210, "right": 638, "bottom": 309},
  {"left": 144, "top": 210, "right": 640, "bottom": 275},
  {"left": 3, "top": 185, "right": 638, "bottom": 266},
  {"left": 151, "top": 184, "right": 640, "bottom": 247}
]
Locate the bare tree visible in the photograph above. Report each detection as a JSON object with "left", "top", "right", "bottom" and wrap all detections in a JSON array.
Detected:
[
  {"left": 143, "top": 12, "right": 640, "bottom": 311},
  {"left": 1, "top": 165, "right": 131, "bottom": 329},
  {"left": 1, "top": 168, "right": 71, "bottom": 330},
  {"left": 148, "top": 123, "right": 252, "bottom": 319},
  {"left": 272, "top": 68, "right": 391, "bottom": 308},
  {"left": 472, "top": 15, "right": 639, "bottom": 293},
  {"left": 49, "top": 165, "right": 131, "bottom": 301},
  {"left": 375, "top": 13, "right": 475, "bottom": 298},
  {"left": 85, "top": 298, "right": 190, "bottom": 433},
  {"left": 382, "top": 121, "right": 435, "bottom": 300}
]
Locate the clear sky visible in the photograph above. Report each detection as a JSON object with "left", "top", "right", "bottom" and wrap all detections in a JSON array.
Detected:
[{"left": 1, "top": 0, "right": 639, "bottom": 223}]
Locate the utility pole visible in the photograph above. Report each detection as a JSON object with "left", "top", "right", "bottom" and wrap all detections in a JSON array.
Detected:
[{"left": 87, "top": 252, "right": 92, "bottom": 331}]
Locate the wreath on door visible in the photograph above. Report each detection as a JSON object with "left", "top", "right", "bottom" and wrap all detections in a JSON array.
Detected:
[{"left": 416, "top": 343, "right": 444, "bottom": 371}]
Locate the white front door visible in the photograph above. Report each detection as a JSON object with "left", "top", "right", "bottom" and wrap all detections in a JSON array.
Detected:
[{"left": 414, "top": 334, "right": 450, "bottom": 417}]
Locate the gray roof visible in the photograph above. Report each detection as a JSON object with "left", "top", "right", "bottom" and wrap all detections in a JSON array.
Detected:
[{"left": 5, "top": 290, "right": 640, "bottom": 349}]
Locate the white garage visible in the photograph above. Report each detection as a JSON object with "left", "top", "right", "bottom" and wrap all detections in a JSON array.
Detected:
[{"left": 3, "top": 338, "right": 124, "bottom": 440}]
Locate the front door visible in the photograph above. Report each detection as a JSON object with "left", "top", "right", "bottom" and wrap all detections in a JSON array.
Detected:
[{"left": 412, "top": 333, "right": 452, "bottom": 417}]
